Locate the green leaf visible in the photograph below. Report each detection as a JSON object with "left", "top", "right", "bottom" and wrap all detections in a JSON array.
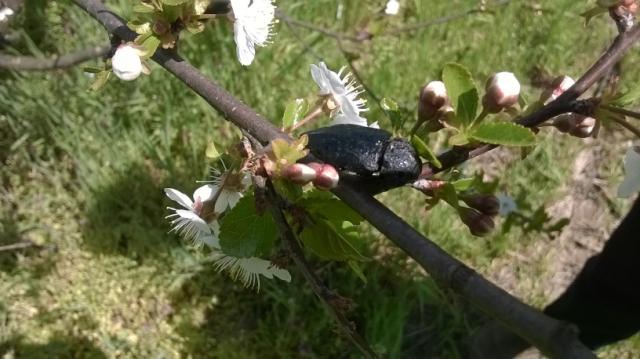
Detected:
[
  {"left": 449, "top": 132, "right": 469, "bottom": 146},
  {"left": 442, "top": 63, "right": 478, "bottom": 127},
  {"left": 135, "top": 34, "right": 161, "bottom": 59},
  {"left": 299, "top": 191, "right": 363, "bottom": 225},
  {"left": 219, "top": 195, "right": 277, "bottom": 258},
  {"left": 89, "top": 71, "right": 110, "bottom": 91},
  {"left": 128, "top": 20, "right": 152, "bottom": 35},
  {"left": 468, "top": 122, "right": 536, "bottom": 147},
  {"left": 451, "top": 178, "right": 475, "bottom": 191},
  {"left": 411, "top": 135, "right": 442, "bottom": 168},
  {"left": 133, "top": 2, "right": 156, "bottom": 13},
  {"left": 300, "top": 219, "right": 367, "bottom": 261},
  {"left": 271, "top": 137, "right": 308, "bottom": 164},
  {"left": 205, "top": 141, "right": 220, "bottom": 159},
  {"left": 437, "top": 183, "right": 460, "bottom": 209},
  {"left": 612, "top": 85, "right": 640, "bottom": 107},
  {"left": 272, "top": 178, "right": 304, "bottom": 203},
  {"left": 281, "top": 98, "right": 309, "bottom": 129}
]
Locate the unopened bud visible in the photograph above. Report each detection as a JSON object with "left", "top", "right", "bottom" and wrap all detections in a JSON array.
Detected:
[
  {"left": 111, "top": 44, "right": 143, "bottom": 81},
  {"left": 552, "top": 113, "right": 596, "bottom": 138},
  {"left": 0, "top": 7, "right": 14, "bottom": 23},
  {"left": 283, "top": 163, "right": 317, "bottom": 185},
  {"left": 569, "top": 115, "right": 597, "bottom": 138},
  {"left": 462, "top": 194, "right": 500, "bottom": 216},
  {"left": 459, "top": 207, "right": 495, "bottom": 237},
  {"left": 482, "top": 72, "right": 521, "bottom": 113},
  {"left": 419, "top": 81, "right": 448, "bottom": 120},
  {"left": 540, "top": 75, "right": 575, "bottom": 103},
  {"left": 312, "top": 164, "right": 340, "bottom": 190},
  {"left": 152, "top": 19, "right": 171, "bottom": 35}
]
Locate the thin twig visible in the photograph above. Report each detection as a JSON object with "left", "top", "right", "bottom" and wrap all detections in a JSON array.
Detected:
[
  {"left": 601, "top": 103, "right": 640, "bottom": 121},
  {"left": 383, "top": 0, "right": 512, "bottom": 36},
  {"left": 0, "top": 44, "right": 111, "bottom": 71},
  {"left": 610, "top": 115, "right": 640, "bottom": 139},
  {"left": 260, "top": 180, "right": 378, "bottom": 359},
  {"left": 275, "top": 10, "right": 361, "bottom": 42}
]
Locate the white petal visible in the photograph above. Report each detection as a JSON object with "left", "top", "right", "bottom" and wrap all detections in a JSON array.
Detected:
[
  {"left": 193, "top": 184, "right": 218, "bottom": 203},
  {"left": 165, "top": 188, "right": 194, "bottom": 209},
  {"left": 174, "top": 209, "right": 211, "bottom": 234},
  {"left": 214, "top": 190, "right": 243, "bottom": 213},
  {"left": 331, "top": 113, "right": 368, "bottom": 127},
  {"left": 310, "top": 63, "right": 332, "bottom": 94},
  {"left": 234, "top": 21, "right": 256, "bottom": 66},
  {"left": 618, "top": 146, "right": 640, "bottom": 198}
]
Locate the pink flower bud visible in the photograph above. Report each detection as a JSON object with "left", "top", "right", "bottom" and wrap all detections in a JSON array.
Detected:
[
  {"left": 552, "top": 113, "right": 596, "bottom": 138},
  {"left": 283, "top": 163, "right": 317, "bottom": 185},
  {"left": 307, "top": 162, "right": 324, "bottom": 174},
  {"left": 568, "top": 115, "right": 597, "bottom": 138},
  {"left": 312, "top": 164, "right": 340, "bottom": 190},
  {"left": 462, "top": 194, "right": 500, "bottom": 216},
  {"left": 540, "top": 75, "right": 575, "bottom": 103},
  {"left": 459, "top": 207, "right": 495, "bottom": 237},
  {"left": 112, "top": 44, "right": 143, "bottom": 81},
  {"left": 418, "top": 81, "right": 448, "bottom": 120},
  {"left": 482, "top": 72, "right": 521, "bottom": 113}
]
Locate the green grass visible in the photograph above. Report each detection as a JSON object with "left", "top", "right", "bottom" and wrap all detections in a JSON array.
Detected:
[{"left": 1, "top": 0, "right": 639, "bottom": 357}]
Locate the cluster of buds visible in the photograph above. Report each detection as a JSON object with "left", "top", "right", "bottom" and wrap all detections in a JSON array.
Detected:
[
  {"left": 458, "top": 194, "right": 500, "bottom": 236},
  {"left": 417, "top": 81, "right": 452, "bottom": 131},
  {"left": 282, "top": 162, "right": 340, "bottom": 190},
  {"left": 539, "top": 75, "right": 575, "bottom": 103},
  {"left": 111, "top": 44, "right": 143, "bottom": 81},
  {"left": 482, "top": 72, "right": 521, "bottom": 113},
  {"left": 552, "top": 113, "right": 597, "bottom": 138}
]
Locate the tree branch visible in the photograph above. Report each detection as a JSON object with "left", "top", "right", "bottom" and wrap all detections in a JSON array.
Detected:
[
  {"left": 0, "top": 44, "right": 111, "bottom": 71},
  {"left": 260, "top": 179, "right": 378, "bottom": 359},
  {"left": 421, "top": 24, "right": 640, "bottom": 178},
  {"left": 72, "top": 0, "right": 598, "bottom": 356}
]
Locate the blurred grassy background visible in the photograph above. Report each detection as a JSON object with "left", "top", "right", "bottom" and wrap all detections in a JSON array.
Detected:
[{"left": 1, "top": 0, "right": 639, "bottom": 357}]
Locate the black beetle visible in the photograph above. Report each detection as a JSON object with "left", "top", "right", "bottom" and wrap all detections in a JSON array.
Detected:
[{"left": 304, "top": 124, "right": 422, "bottom": 193}]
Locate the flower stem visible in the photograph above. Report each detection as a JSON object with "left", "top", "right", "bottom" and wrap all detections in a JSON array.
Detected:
[
  {"left": 408, "top": 118, "right": 426, "bottom": 137},
  {"left": 470, "top": 109, "right": 489, "bottom": 128},
  {"left": 289, "top": 106, "right": 324, "bottom": 131},
  {"left": 609, "top": 115, "right": 640, "bottom": 139},
  {"left": 601, "top": 103, "right": 640, "bottom": 121}
]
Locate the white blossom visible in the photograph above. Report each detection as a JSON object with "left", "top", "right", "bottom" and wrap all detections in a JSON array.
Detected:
[
  {"left": 310, "top": 62, "right": 369, "bottom": 126},
  {"left": 213, "top": 255, "right": 291, "bottom": 290},
  {"left": 230, "top": 0, "right": 276, "bottom": 66},
  {"left": 111, "top": 44, "right": 143, "bottom": 81},
  {"left": 164, "top": 178, "right": 289, "bottom": 289},
  {"left": 618, "top": 146, "right": 640, "bottom": 198},
  {"left": 0, "top": 7, "right": 14, "bottom": 22},
  {"left": 385, "top": 0, "right": 400, "bottom": 15},
  {"left": 165, "top": 186, "right": 220, "bottom": 247}
]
